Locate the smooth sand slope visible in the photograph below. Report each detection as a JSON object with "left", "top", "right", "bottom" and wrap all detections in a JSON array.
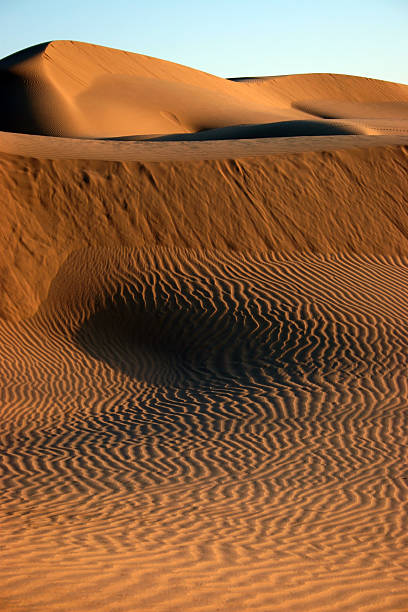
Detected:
[
  {"left": 1, "top": 41, "right": 408, "bottom": 612},
  {"left": 0, "top": 40, "right": 305, "bottom": 138},
  {"left": 1, "top": 40, "right": 408, "bottom": 140}
]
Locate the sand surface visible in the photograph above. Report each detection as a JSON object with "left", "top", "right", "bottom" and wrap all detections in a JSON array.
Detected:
[
  {"left": 1, "top": 41, "right": 408, "bottom": 141},
  {"left": 1, "top": 41, "right": 408, "bottom": 611}
]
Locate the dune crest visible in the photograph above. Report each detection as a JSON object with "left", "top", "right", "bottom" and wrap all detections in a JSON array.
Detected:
[
  {"left": 1, "top": 40, "right": 408, "bottom": 139},
  {"left": 0, "top": 40, "right": 297, "bottom": 137}
]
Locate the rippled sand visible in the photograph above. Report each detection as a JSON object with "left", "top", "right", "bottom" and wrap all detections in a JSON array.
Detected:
[{"left": 1, "top": 247, "right": 408, "bottom": 611}]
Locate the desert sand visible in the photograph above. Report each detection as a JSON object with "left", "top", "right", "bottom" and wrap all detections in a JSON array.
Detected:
[{"left": 1, "top": 41, "right": 408, "bottom": 611}]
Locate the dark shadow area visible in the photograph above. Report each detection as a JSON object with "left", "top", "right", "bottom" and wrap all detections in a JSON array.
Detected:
[
  {"left": 0, "top": 71, "right": 46, "bottom": 135},
  {"left": 104, "top": 120, "right": 359, "bottom": 143},
  {"left": 228, "top": 76, "right": 277, "bottom": 82},
  {"left": 72, "top": 272, "right": 374, "bottom": 391},
  {"left": 0, "top": 43, "right": 51, "bottom": 135},
  {"left": 0, "top": 42, "right": 51, "bottom": 69},
  {"left": 74, "top": 283, "right": 280, "bottom": 386}
]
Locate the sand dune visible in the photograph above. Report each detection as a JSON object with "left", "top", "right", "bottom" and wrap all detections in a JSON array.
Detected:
[
  {"left": 1, "top": 41, "right": 408, "bottom": 611},
  {"left": 232, "top": 72, "right": 408, "bottom": 112},
  {"left": 1, "top": 41, "right": 408, "bottom": 140},
  {"left": 0, "top": 40, "right": 301, "bottom": 138}
]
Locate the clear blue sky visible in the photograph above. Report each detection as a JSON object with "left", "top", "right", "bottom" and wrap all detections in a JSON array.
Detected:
[{"left": 1, "top": 0, "right": 407, "bottom": 83}]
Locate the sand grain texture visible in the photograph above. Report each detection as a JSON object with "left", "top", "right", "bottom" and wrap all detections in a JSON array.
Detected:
[{"left": 1, "top": 41, "right": 408, "bottom": 612}]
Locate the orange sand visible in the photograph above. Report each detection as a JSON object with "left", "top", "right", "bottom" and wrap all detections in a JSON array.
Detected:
[{"left": 1, "top": 41, "right": 408, "bottom": 612}]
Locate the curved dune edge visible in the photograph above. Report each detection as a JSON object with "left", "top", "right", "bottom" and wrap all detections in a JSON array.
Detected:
[
  {"left": 1, "top": 247, "right": 408, "bottom": 611},
  {"left": 1, "top": 143, "right": 408, "bottom": 322},
  {"left": 1, "top": 131, "right": 408, "bottom": 160}
]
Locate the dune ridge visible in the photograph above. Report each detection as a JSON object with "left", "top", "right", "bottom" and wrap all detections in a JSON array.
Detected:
[
  {"left": 1, "top": 41, "right": 408, "bottom": 140},
  {"left": 1, "top": 144, "right": 408, "bottom": 323},
  {"left": 0, "top": 40, "right": 303, "bottom": 138}
]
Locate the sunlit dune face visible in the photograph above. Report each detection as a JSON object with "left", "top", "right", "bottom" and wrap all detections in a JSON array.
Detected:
[{"left": 1, "top": 41, "right": 408, "bottom": 139}]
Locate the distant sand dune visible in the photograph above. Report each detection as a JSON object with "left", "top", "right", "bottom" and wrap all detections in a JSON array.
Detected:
[
  {"left": 1, "top": 41, "right": 408, "bottom": 139},
  {"left": 0, "top": 40, "right": 300, "bottom": 138},
  {"left": 231, "top": 72, "right": 408, "bottom": 107}
]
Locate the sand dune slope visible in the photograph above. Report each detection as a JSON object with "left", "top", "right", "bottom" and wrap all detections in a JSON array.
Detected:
[
  {"left": 0, "top": 40, "right": 302, "bottom": 137},
  {"left": 1, "top": 41, "right": 408, "bottom": 139},
  {"left": 0, "top": 144, "right": 408, "bottom": 610},
  {"left": 1, "top": 145, "right": 408, "bottom": 323}
]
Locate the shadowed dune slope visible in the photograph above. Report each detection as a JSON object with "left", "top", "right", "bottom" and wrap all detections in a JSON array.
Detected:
[
  {"left": 1, "top": 41, "right": 408, "bottom": 138},
  {"left": 141, "top": 120, "right": 364, "bottom": 141},
  {"left": 1, "top": 144, "right": 408, "bottom": 322}
]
